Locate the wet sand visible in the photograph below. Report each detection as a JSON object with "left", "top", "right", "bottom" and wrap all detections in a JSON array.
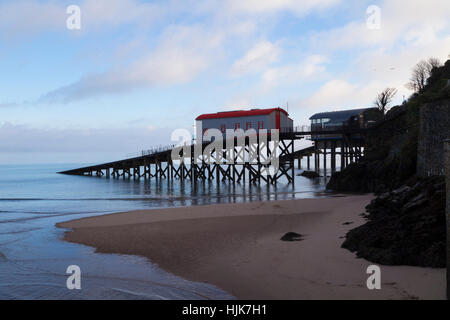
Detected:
[{"left": 57, "top": 195, "right": 445, "bottom": 300}]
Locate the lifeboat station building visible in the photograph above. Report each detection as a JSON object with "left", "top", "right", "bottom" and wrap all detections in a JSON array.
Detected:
[{"left": 195, "top": 107, "right": 293, "bottom": 142}]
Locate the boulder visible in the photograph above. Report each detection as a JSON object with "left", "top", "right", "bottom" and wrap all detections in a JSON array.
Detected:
[
  {"left": 298, "top": 170, "right": 321, "bottom": 178},
  {"left": 341, "top": 176, "right": 446, "bottom": 268},
  {"left": 280, "top": 232, "right": 304, "bottom": 241}
]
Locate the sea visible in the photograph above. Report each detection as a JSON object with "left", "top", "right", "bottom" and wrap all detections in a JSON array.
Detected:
[{"left": 0, "top": 163, "right": 331, "bottom": 300}]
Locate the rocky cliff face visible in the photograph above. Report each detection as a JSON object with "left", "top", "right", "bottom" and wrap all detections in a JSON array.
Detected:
[
  {"left": 326, "top": 104, "right": 416, "bottom": 193},
  {"left": 342, "top": 176, "right": 446, "bottom": 267},
  {"left": 328, "top": 59, "right": 450, "bottom": 268},
  {"left": 417, "top": 99, "right": 450, "bottom": 177}
]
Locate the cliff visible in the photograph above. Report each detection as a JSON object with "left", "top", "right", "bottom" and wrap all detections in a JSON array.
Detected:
[
  {"left": 327, "top": 59, "right": 450, "bottom": 267},
  {"left": 328, "top": 60, "right": 450, "bottom": 193}
]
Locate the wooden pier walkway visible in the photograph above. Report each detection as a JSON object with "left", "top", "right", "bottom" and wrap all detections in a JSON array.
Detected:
[{"left": 59, "top": 128, "right": 367, "bottom": 184}]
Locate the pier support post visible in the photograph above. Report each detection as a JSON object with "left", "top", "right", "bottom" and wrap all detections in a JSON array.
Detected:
[
  {"left": 314, "top": 145, "right": 319, "bottom": 173},
  {"left": 323, "top": 141, "right": 327, "bottom": 177},
  {"left": 170, "top": 158, "right": 174, "bottom": 181},
  {"left": 291, "top": 137, "right": 295, "bottom": 184},
  {"left": 155, "top": 160, "right": 159, "bottom": 181},
  {"left": 216, "top": 163, "right": 220, "bottom": 184},
  {"left": 331, "top": 141, "right": 336, "bottom": 174},
  {"left": 345, "top": 146, "right": 349, "bottom": 167},
  {"left": 444, "top": 139, "right": 450, "bottom": 299},
  {"left": 350, "top": 146, "right": 354, "bottom": 164},
  {"left": 307, "top": 155, "right": 311, "bottom": 171},
  {"left": 134, "top": 164, "right": 140, "bottom": 179}
]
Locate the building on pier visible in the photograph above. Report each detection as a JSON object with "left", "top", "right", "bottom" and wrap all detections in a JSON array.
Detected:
[
  {"left": 195, "top": 107, "right": 293, "bottom": 142},
  {"left": 309, "top": 107, "right": 381, "bottom": 142},
  {"left": 306, "top": 107, "right": 382, "bottom": 175}
]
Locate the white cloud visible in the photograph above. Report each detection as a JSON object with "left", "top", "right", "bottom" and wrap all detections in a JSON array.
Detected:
[
  {"left": 296, "top": 0, "right": 450, "bottom": 114},
  {"left": 223, "top": 98, "right": 255, "bottom": 110},
  {"left": 231, "top": 41, "right": 280, "bottom": 76},
  {"left": 226, "top": 0, "right": 341, "bottom": 15},
  {"left": 0, "top": 0, "right": 165, "bottom": 39},
  {"left": 314, "top": 0, "right": 450, "bottom": 50},
  {"left": 0, "top": 121, "right": 174, "bottom": 155},
  {"left": 41, "top": 25, "right": 224, "bottom": 102},
  {"left": 261, "top": 54, "right": 328, "bottom": 89},
  {"left": 80, "top": 0, "right": 164, "bottom": 30},
  {"left": 0, "top": 102, "right": 19, "bottom": 108},
  {"left": 0, "top": 0, "right": 65, "bottom": 38},
  {"left": 302, "top": 79, "right": 361, "bottom": 109},
  {"left": 299, "top": 78, "right": 409, "bottom": 113}
]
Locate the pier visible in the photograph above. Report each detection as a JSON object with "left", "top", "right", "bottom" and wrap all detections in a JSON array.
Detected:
[{"left": 59, "top": 126, "right": 368, "bottom": 184}]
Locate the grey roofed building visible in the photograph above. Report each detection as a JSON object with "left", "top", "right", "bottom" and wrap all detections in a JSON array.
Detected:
[{"left": 309, "top": 108, "right": 374, "bottom": 124}]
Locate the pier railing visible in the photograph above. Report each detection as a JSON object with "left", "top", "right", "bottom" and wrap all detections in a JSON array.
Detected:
[
  {"left": 126, "top": 144, "right": 176, "bottom": 158},
  {"left": 125, "top": 125, "right": 356, "bottom": 158}
]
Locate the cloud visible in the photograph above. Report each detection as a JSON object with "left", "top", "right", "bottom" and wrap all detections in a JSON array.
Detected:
[
  {"left": 231, "top": 41, "right": 280, "bottom": 76},
  {"left": 0, "top": 102, "right": 19, "bottom": 108},
  {"left": 80, "top": 0, "right": 163, "bottom": 30},
  {"left": 313, "top": 0, "right": 450, "bottom": 50},
  {"left": 0, "top": 0, "right": 65, "bottom": 38},
  {"left": 298, "top": 78, "right": 409, "bottom": 113},
  {"left": 302, "top": 79, "right": 361, "bottom": 109},
  {"left": 0, "top": 122, "right": 174, "bottom": 155},
  {"left": 226, "top": 0, "right": 341, "bottom": 15},
  {"left": 0, "top": 0, "right": 165, "bottom": 39},
  {"left": 261, "top": 54, "right": 328, "bottom": 89},
  {"left": 6, "top": 0, "right": 343, "bottom": 104},
  {"left": 294, "top": 0, "right": 450, "bottom": 114},
  {"left": 41, "top": 24, "right": 224, "bottom": 103}
]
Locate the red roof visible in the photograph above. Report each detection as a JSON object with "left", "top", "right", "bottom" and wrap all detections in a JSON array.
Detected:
[{"left": 196, "top": 108, "right": 288, "bottom": 120}]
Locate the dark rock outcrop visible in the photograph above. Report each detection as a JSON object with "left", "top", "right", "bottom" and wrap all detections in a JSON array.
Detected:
[
  {"left": 341, "top": 176, "right": 446, "bottom": 268},
  {"left": 281, "top": 232, "right": 304, "bottom": 241},
  {"left": 298, "top": 170, "right": 321, "bottom": 179}
]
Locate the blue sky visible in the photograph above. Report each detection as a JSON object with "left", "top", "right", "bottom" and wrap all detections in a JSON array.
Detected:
[{"left": 1, "top": 0, "right": 449, "bottom": 164}]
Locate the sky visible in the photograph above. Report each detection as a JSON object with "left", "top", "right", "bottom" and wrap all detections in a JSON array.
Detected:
[{"left": 0, "top": 0, "right": 449, "bottom": 164}]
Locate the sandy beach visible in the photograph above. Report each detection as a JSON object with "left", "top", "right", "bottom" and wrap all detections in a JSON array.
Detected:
[{"left": 57, "top": 195, "right": 446, "bottom": 300}]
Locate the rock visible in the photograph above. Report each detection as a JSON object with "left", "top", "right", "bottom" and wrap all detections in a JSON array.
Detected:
[
  {"left": 392, "top": 185, "right": 411, "bottom": 195},
  {"left": 342, "top": 221, "right": 354, "bottom": 225},
  {"left": 298, "top": 170, "right": 321, "bottom": 178},
  {"left": 341, "top": 175, "right": 446, "bottom": 268},
  {"left": 403, "top": 196, "right": 428, "bottom": 211},
  {"left": 280, "top": 232, "right": 304, "bottom": 241},
  {"left": 378, "top": 192, "right": 390, "bottom": 200}
]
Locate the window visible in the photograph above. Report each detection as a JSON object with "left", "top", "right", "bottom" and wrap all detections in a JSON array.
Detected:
[
  {"left": 220, "top": 124, "right": 226, "bottom": 133},
  {"left": 257, "top": 121, "right": 264, "bottom": 129},
  {"left": 234, "top": 123, "right": 241, "bottom": 129},
  {"left": 245, "top": 122, "right": 252, "bottom": 130}
]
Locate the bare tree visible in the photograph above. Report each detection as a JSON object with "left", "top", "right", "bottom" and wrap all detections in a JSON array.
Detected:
[
  {"left": 426, "top": 57, "right": 441, "bottom": 73},
  {"left": 406, "top": 57, "right": 442, "bottom": 92},
  {"left": 374, "top": 87, "right": 397, "bottom": 114},
  {"left": 406, "top": 60, "right": 428, "bottom": 92}
]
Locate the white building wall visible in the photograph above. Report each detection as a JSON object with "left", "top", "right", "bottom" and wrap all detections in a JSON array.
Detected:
[
  {"left": 197, "top": 114, "right": 271, "bottom": 141},
  {"left": 196, "top": 110, "right": 293, "bottom": 142}
]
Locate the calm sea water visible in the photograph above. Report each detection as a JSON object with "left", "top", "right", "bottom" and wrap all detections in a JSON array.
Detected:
[{"left": 0, "top": 163, "right": 330, "bottom": 300}]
